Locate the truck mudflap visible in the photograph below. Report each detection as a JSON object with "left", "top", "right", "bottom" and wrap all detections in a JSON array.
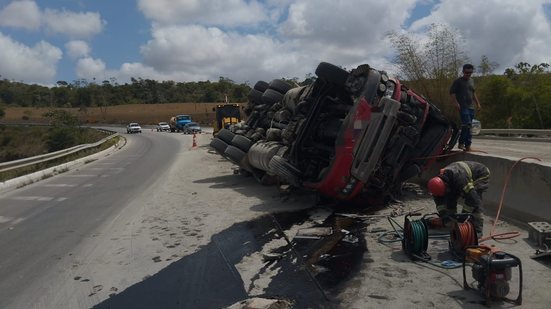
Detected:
[{"left": 351, "top": 97, "right": 401, "bottom": 182}]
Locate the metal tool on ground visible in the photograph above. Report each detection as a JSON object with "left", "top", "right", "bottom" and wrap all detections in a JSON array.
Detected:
[{"left": 462, "top": 245, "right": 522, "bottom": 306}]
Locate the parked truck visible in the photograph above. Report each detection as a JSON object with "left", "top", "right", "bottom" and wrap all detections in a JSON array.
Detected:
[{"left": 169, "top": 114, "right": 192, "bottom": 132}]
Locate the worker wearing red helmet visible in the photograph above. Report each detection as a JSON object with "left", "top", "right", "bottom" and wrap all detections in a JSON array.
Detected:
[{"left": 427, "top": 161, "right": 490, "bottom": 234}]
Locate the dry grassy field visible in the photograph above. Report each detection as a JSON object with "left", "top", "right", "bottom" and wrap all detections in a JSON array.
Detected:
[{"left": 2, "top": 102, "right": 246, "bottom": 125}]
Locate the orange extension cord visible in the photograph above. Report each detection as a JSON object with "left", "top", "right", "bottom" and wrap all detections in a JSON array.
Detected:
[{"left": 478, "top": 156, "right": 542, "bottom": 242}]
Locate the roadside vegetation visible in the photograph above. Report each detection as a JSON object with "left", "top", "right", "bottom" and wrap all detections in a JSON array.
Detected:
[
  {"left": 388, "top": 24, "right": 550, "bottom": 129},
  {"left": 0, "top": 108, "right": 117, "bottom": 182},
  {"left": 0, "top": 110, "right": 109, "bottom": 163}
]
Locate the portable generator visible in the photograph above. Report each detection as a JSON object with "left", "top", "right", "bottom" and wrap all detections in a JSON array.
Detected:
[{"left": 462, "top": 246, "right": 522, "bottom": 306}]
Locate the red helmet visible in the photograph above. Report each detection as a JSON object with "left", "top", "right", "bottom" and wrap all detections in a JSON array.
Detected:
[{"left": 428, "top": 176, "right": 446, "bottom": 196}]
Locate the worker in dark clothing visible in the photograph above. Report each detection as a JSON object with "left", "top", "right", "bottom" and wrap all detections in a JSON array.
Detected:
[
  {"left": 427, "top": 161, "right": 490, "bottom": 234},
  {"left": 450, "top": 64, "right": 482, "bottom": 151}
]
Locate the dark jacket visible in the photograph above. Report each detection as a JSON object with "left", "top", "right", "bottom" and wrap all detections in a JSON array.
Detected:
[{"left": 434, "top": 161, "right": 490, "bottom": 210}]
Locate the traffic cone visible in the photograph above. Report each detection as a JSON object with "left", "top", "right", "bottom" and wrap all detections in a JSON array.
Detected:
[{"left": 192, "top": 133, "right": 197, "bottom": 148}]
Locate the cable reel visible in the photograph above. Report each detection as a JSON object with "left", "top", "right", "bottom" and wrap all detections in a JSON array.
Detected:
[
  {"left": 449, "top": 214, "right": 478, "bottom": 258},
  {"left": 402, "top": 213, "right": 430, "bottom": 260}
]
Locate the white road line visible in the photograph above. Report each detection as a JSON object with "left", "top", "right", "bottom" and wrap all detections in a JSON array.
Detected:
[
  {"left": 11, "top": 218, "right": 25, "bottom": 225},
  {"left": 41, "top": 184, "right": 77, "bottom": 187},
  {"left": 9, "top": 196, "right": 67, "bottom": 202},
  {"left": 63, "top": 174, "right": 96, "bottom": 177},
  {"left": 82, "top": 184, "right": 93, "bottom": 187},
  {"left": 0, "top": 216, "right": 12, "bottom": 224}
]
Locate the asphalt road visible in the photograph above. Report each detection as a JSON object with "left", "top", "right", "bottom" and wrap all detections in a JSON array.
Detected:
[{"left": 0, "top": 129, "right": 181, "bottom": 308}]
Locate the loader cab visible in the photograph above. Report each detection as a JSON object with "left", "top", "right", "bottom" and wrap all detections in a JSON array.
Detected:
[{"left": 213, "top": 104, "right": 242, "bottom": 135}]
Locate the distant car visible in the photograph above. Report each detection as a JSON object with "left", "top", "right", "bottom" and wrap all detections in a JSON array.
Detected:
[
  {"left": 127, "top": 122, "right": 142, "bottom": 133},
  {"left": 156, "top": 122, "right": 170, "bottom": 132},
  {"left": 471, "top": 119, "right": 481, "bottom": 136},
  {"left": 183, "top": 122, "right": 202, "bottom": 134}
]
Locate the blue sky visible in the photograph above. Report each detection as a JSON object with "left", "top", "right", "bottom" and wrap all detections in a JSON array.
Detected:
[{"left": 1, "top": 0, "right": 550, "bottom": 85}]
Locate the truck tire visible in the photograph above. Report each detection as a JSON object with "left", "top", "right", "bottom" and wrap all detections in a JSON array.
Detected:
[
  {"left": 254, "top": 80, "right": 269, "bottom": 92},
  {"left": 268, "top": 155, "right": 300, "bottom": 186},
  {"left": 269, "top": 79, "right": 293, "bottom": 94},
  {"left": 216, "top": 128, "right": 235, "bottom": 144},
  {"left": 231, "top": 135, "right": 253, "bottom": 152},
  {"left": 247, "top": 141, "right": 283, "bottom": 171},
  {"left": 262, "top": 89, "right": 284, "bottom": 105},
  {"left": 224, "top": 145, "right": 246, "bottom": 165},
  {"left": 210, "top": 137, "right": 228, "bottom": 155},
  {"left": 315, "top": 62, "right": 349, "bottom": 86},
  {"left": 249, "top": 89, "right": 264, "bottom": 105}
]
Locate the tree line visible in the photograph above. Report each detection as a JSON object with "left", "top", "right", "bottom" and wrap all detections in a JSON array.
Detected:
[
  {"left": 1, "top": 24, "right": 550, "bottom": 129},
  {"left": 0, "top": 76, "right": 251, "bottom": 108}
]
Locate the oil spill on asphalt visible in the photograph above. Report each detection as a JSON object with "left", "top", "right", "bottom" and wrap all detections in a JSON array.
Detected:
[{"left": 93, "top": 208, "right": 367, "bottom": 309}]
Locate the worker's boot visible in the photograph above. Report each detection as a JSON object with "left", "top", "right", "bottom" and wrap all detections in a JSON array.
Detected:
[{"left": 458, "top": 143, "right": 465, "bottom": 150}]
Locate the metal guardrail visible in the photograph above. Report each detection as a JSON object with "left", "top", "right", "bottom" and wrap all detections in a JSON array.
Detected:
[
  {"left": 0, "top": 131, "right": 119, "bottom": 173},
  {"left": 479, "top": 129, "right": 551, "bottom": 136}
]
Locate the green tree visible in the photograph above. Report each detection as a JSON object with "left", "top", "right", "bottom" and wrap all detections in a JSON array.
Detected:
[
  {"left": 503, "top": 62, "right": 551, "bottom": 128},
  {"left": 389, "top": 24, "right": 469, "bottom": 118},
  {"left": 43, "top": 109, "right": 80, "bottom": 151}
]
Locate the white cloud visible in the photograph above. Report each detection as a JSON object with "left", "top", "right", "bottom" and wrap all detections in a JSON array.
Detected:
[
  {"left": 409, "top": 0, "right": 551, "bottom": 72},
  {"left": 106, "top": 1, "right": 421, "bottom": 84},
  {"left": 0, "top": 32, "right": 62, "bottom": 84},
  {"left": 135, "top": 24, "right": 306, "bottom": 82},
  {"left": 137, "top": 0, "right": 268, "bottom": 27},
  {"left": 44, "top": 9, "right": 104, "bottom": 39},
  {"left": 75, "top": 57, "right": 107, "bottom": 80},
  {"left": 0, "top": 0, "right": 41, "bottom": 30},
  {"left": 65, "top": 40, "right": 91, "bottom": 59}
]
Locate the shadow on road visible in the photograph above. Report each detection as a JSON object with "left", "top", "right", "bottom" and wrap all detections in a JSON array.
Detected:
[{"left": 92, "top": 210, "right": 364, "bottom": 309}]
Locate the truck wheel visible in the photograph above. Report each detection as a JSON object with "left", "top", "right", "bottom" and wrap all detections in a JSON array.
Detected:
[
  {"left": 269, "top": 79, "right": 293, "bottom": 94},
  {"left": 254, "top": 80, "right": 269, "bottom": 92},
  {"left": 225, "top": 145, "right": 246, "bottom": 165},
  {"left": 268, "top": 155, "right": 300, "bottom": 185},
  {"left": 249, "top": 89, "right": 264, "bottom": 105},
  {"left": 231, "top": 135, "right": 253, "bottom": 152},
  {"left": 261, "top": 89, "right": 284, "bottom": 105},
  {"left": 210, "top": 138, "right": 228, "bottom": 155},
  {"left": 216, "top": 128, "right": 235, "bottom": 144},
  {"left": 315, "top": 62, "right": 350, "bottom": 86}
]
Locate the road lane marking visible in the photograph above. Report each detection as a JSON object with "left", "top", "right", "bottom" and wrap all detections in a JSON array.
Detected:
[
  {"left": 8, "top": 196, "right": 68, "bottom": 202},
  {"left": 12, "top": 218, "right": 24, "bottom": 225},
  {"left": 82, "top": 184, "right": 93, "bottom": 187},
  {"left": 41, "top": 184, "right": 77, "bottom": 187},
  {"left": 64, "top": 174, "right": 96, "bottom": 177},
  {"left": 0, "top": 216, "right": 12, "bottom": 223}
]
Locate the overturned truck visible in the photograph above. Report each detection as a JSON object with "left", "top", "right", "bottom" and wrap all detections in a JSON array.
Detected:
[{"left": 210, "top": 62, "right": 458, "bottom": 202}]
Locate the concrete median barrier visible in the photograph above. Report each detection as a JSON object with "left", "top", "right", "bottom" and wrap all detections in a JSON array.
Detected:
[{"left": 415, "top": 151, "right": 551, "bottom": 224}]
